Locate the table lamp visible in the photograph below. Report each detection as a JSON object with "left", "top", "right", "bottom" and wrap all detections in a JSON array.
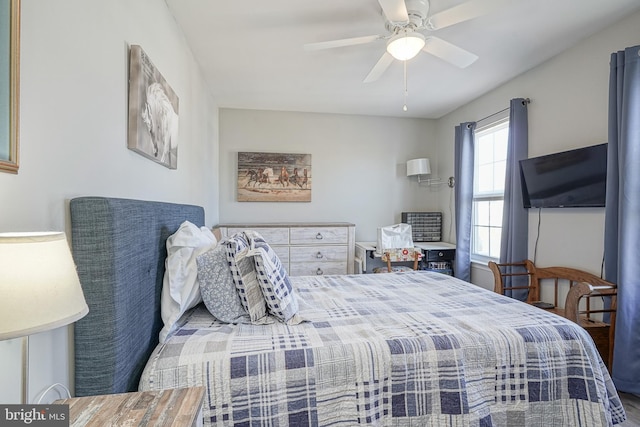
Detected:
[{"left": 0, "top": 232, "right": 89, "bottom": 404}]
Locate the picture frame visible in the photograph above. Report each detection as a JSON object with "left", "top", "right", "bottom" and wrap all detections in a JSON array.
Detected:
[
  {"left": 237, "top": 152, "right": 312, "bottom": 202},
  {"left": 0, "top": 0, "right": 20, "bottom": 174},
  {"left": 127, "top": 44, "right": 179, "bottom": 169}
]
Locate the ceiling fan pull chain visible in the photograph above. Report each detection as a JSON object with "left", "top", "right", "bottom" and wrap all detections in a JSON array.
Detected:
[{"left": 403, "top": 60, "right": 408, "bottom": 112}]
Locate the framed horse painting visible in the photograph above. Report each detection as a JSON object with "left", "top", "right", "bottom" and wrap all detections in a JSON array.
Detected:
[
  {"left": 237, "top": 152, "right": 312, "bottom": 202},
  {"left": 127, "top": 45, "right": 179, "bottom": 169}
]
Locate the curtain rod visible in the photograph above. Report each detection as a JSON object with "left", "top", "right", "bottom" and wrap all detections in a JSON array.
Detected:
[{"left": 475, "top": 98, "right": 531, "bottom": 124}]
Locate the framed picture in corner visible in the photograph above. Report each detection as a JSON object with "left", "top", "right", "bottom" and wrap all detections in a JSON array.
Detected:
[
  {"left": 0, "top": 0, "right": 20, "bottom": 174},
  {"left": 127, "top": 44, "right": 179, "bottom": 169}
]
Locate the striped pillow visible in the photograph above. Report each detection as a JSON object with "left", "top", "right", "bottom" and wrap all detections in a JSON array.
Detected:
[
  {"left": 225, "top": 232, "right": 269, "bottom": 324},
  {"left": 245, "top": 231, "right": 300, "bottom": 324}
]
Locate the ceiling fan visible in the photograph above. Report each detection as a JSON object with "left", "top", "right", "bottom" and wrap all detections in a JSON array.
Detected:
[{"left": 304, "top": 0, "right": 505, "bottom": 83}]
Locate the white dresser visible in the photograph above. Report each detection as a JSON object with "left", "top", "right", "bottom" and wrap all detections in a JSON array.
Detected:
[{"left": 215, "top": 222, "right": 356, "bottom": 276}]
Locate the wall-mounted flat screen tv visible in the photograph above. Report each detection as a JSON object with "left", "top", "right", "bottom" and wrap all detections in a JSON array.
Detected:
[{"left": 519, "top": 143, "right": 607, "bottom": 208}]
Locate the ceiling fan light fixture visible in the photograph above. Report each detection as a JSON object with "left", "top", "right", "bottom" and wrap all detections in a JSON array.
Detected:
[{"left": 386, "top": 32, "right": 425, "bottom": 61}]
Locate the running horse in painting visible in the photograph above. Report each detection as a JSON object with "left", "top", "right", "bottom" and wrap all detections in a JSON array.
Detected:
[
  {"left": 276, "top": 166, "right": 290, "bottom": 187},
  {"left": 290, "top": 168, "right": 309, "bottom": 188},
  {"left": 246, "top": 168, "right": 272, "bottom": 187}
]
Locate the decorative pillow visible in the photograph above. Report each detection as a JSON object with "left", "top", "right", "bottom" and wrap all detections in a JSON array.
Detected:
[
  {"left": 245, "top": 232, "right": 300, "bottom": 324},
  {"left": 160, "top": 221, "right": 218, "bottom": 343},
  {"left": 225, "top": 231, "right": 269, "bottom": 324},
  {"left": 196, "top": 243, "right": 248, "bottom": 324}
]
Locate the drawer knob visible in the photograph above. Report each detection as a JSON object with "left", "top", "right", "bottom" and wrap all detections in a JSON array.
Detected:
[
  {"left": 316, "top": 268, "right": 323, "bottom": 275},
  {"left": 316, "top": 252, "right": 323, "bottom": 259},
  {"left": 316, "top": 233, "right": 323, "bottom": 240}
]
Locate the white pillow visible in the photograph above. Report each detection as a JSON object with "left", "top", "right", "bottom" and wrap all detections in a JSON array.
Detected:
[{"left": 160, "top": 220, "right": 217, "bottom": 343}]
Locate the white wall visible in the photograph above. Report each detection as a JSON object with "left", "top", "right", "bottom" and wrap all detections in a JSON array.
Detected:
[
  {"left": 435, "top": 9, "right": 640, "bottom": 288},
  {"left": 219, "top": 108, "right": 448, "bottom": 242},
  {"left": 0, "top": 0, "right": 219, "bottom": 403}
]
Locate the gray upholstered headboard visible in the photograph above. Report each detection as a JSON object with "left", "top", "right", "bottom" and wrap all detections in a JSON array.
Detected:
[{"left": 70, "top": 196, "right": 205, "bottom": 396}]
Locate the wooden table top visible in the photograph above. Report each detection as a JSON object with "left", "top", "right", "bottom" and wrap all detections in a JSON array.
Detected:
[{"left": 54, "top": 387, "right": 205, "bottom": 427}]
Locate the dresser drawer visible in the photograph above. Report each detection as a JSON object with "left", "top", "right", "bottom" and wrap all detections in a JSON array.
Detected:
[
  {"left": 290, "top": 227, "right": 348, "bottom": 245},
  {"left": 272, "top": 246, "right": 289, "bottom": 263},
  {"left": 226, "top": 227, "right": 289, "bottom": 245},
  {"left": 289, "top": 262, "right": 348, "bottom": 276},
  {"left": 425, "top": 249, "right": 456, "bottom": 262},
  {"left": 290, "top": 246, "right": 347, "bottom": 263}
]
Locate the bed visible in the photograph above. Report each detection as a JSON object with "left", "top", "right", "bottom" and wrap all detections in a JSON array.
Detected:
[{"left": 70, "top": 196, "right": 626, "bottom": 426}]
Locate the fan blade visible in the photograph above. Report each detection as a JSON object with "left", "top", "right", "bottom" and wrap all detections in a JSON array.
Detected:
[
  {"left": 363, "top": 52, "right": 394, "bottom": 83},
  {"left": 427, "top": 0, "right": 506, "bottom": 30},
  {"left": 304, "top": 35, "right": 381, "bottom": 51},
  {"left": 423, "top": 37, "right": 478, "bottom": 68},
  {"left": 378, "top": 0, "right": 409, "bottom": 23}
]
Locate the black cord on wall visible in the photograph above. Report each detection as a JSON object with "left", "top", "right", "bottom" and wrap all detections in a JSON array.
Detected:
[{"left": 533, "top": 208, "right": 542, "bottom": 264}]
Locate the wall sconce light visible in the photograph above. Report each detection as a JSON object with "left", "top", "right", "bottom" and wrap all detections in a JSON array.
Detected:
[{"left": 406, "top": 158, "right": 455, "bottom": 187}]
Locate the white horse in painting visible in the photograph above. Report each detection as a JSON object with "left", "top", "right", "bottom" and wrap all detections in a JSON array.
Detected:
[{"left": 142, "top": 82, "right": 178, "bottom": 164}]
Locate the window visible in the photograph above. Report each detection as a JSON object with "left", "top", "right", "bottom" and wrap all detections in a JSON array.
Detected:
[{"left": 472, "top": 118, "right": 509, "bottom": 261}]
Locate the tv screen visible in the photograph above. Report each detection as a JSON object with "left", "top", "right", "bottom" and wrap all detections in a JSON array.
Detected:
[{"left": 519, "top": 143, "right": 607, "bottom": 208}]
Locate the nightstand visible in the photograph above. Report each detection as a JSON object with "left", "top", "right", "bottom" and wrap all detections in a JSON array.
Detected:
[
  {"left": 355, "top": 241, "right": 456, "bottom": 275},
  {"left": 415, "top": 242, "right": 456, "bottom": 275},
  {"left": 54, "top": 387, "right": 205, "bottom": 427}
]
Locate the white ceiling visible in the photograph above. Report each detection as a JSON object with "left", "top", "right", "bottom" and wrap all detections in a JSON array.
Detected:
[{"left": 165, "top": 0, "right": 640, "bottom": 119}]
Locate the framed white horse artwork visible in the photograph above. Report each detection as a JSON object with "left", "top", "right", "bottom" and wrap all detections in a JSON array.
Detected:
[{"left": 127, "top": 44, "right": 179, "bottom": 169}]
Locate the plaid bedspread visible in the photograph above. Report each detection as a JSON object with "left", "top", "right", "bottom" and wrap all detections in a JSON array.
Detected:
[{"left": 139, "top": 271, "right": 626, "bottom": 426}]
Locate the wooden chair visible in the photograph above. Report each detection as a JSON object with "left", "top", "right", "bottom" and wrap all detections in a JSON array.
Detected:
[
  {"left": 488, "top": 260, "right": 618, "bottom": 370},
  {"left": 488, "top": 260, "right": 539, "bottom": 303},
  {"left": 565, "top": 281, "right": 617, "bottom": 369},
  {"left": 379, "top": 248, "right": 423, "bottom": 273}
]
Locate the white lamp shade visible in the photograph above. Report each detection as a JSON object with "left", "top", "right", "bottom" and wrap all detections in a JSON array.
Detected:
[
  {"left": 407, "top": 158, "right": 431, "bottom": 176},
  {"left": 387, "top": 32, "right": 426, "bottom": 61},
  {"left": 0, "top": 232, "right": 89, "bottom": 340}
]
